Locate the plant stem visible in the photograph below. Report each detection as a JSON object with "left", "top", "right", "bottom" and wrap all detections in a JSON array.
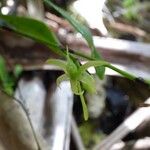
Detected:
[
  {"left": 106, "top": 64, "right": 136, "bottom": 80},
  {"left": 80, "top": 60, "right": 150, "bottom": 85},
  {"left": 70, "top": 50, "right": 93, "bottom": 60},
  {"left": 78, "top": 84, "right": 88, "bottom": 121}
]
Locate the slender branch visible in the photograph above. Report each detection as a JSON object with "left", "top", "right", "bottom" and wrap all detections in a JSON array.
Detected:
[
  {"left": 70, "top": 50, "right": 93, "bottom": 60},
  {"left": 106, "top": 64, "right": 136, "bottom": 80}
]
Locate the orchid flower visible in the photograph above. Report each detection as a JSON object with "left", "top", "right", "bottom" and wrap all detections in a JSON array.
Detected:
[{"left": 47, "top": 51, "right": 98, "bottom": 120}]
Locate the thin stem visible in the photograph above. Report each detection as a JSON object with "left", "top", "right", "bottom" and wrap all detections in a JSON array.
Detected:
[
  {"left": 80, "top": 60, "right": 144, "bottom": 82},
  {"left": 78, "top": 83, "right": 88, "bottom": 121},
  {"left": 106, "top": 64, "right": 136, "bottom": 80},
  {"left": 70, "top": 50, "right": 94, "bottom": 60}
]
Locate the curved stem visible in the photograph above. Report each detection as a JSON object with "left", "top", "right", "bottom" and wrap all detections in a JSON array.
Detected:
[{"left": 80, "top": 60, "right": 137, "bottom": 81}]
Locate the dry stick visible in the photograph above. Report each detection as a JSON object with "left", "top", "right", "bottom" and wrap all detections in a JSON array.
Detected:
[
  {"left": 93, "top": 97, "right": 150, "bottom": 150},
  {"left": 109, "top": 22, "right": 147, "bottom": 37},
  {"left": 71, "top": 115, "right": 85, "bottom": 150}
]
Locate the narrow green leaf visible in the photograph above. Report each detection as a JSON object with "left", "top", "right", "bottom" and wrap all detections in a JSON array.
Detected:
[
  {"left": 66, "top": 53, "right": 79, "bottom": 80},
  {"left": 0, "top": 14, "right": 64, "bottom": 56},
  {"left": 44, "top": 0, "right": 94, "bottom": 49},
  {"left": 46, "top": 59, "right": 67, "bottom": 70},
  {"left": 80, "top": 60, "right": 108, "bottom": 73}
]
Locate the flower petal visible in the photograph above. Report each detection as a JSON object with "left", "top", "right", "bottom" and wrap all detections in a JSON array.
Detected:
[{"left": 56, "top": 74, "right": 69, "bottom": 86}]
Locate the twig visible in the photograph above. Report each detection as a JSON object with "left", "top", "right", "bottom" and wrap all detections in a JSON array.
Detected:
[
  {"left": 108, "top": 22, "right": 147, "bottom": 37},
  {"left": 71, "top": 115, "right": 85, "bottom": 150},
  {"left": 93, "top": 97, "right": 150, "bottom": 150}
]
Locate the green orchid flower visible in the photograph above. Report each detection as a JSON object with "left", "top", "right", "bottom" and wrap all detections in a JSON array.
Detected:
[{"left": 47, "top": 51, "right": 97, "bottom": 120}]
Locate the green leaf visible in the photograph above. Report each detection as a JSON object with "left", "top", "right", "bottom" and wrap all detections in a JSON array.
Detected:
[
  {"left": 44, "top": 0, "right": 94, "bottom": 49},
  {"left": 46, "top": 59, "right": 67, "bottom": 70},
  {"left": 66, "top": 53, "right": 79, "bottom": 80},
  {"left": 0, "top": 14, "right": 64, "bottom": 56}
]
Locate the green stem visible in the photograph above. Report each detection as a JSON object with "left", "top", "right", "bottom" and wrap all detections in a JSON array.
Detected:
[
  {"left": 80, "top": 60, "right": 137, "bottom": 81},
  {"left": 70, "top": 50, "right": 94, "bottom": 60},
  {"left": 78, "top": 83, "right": 88, "bottom": 121},
  {"left": 106, "top": 64, "right": 136, "bottom": 80}
]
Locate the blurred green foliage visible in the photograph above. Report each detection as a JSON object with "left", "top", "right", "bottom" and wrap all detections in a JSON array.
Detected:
[
  {"left": 79, "top": 121, "right": 105, "bottom": 149},
  {"left": 0, "top": 55, "right": 22, "bottom": 95},
  {"left": 123, "top": 0, "right": 138, "bottom": 21}
]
